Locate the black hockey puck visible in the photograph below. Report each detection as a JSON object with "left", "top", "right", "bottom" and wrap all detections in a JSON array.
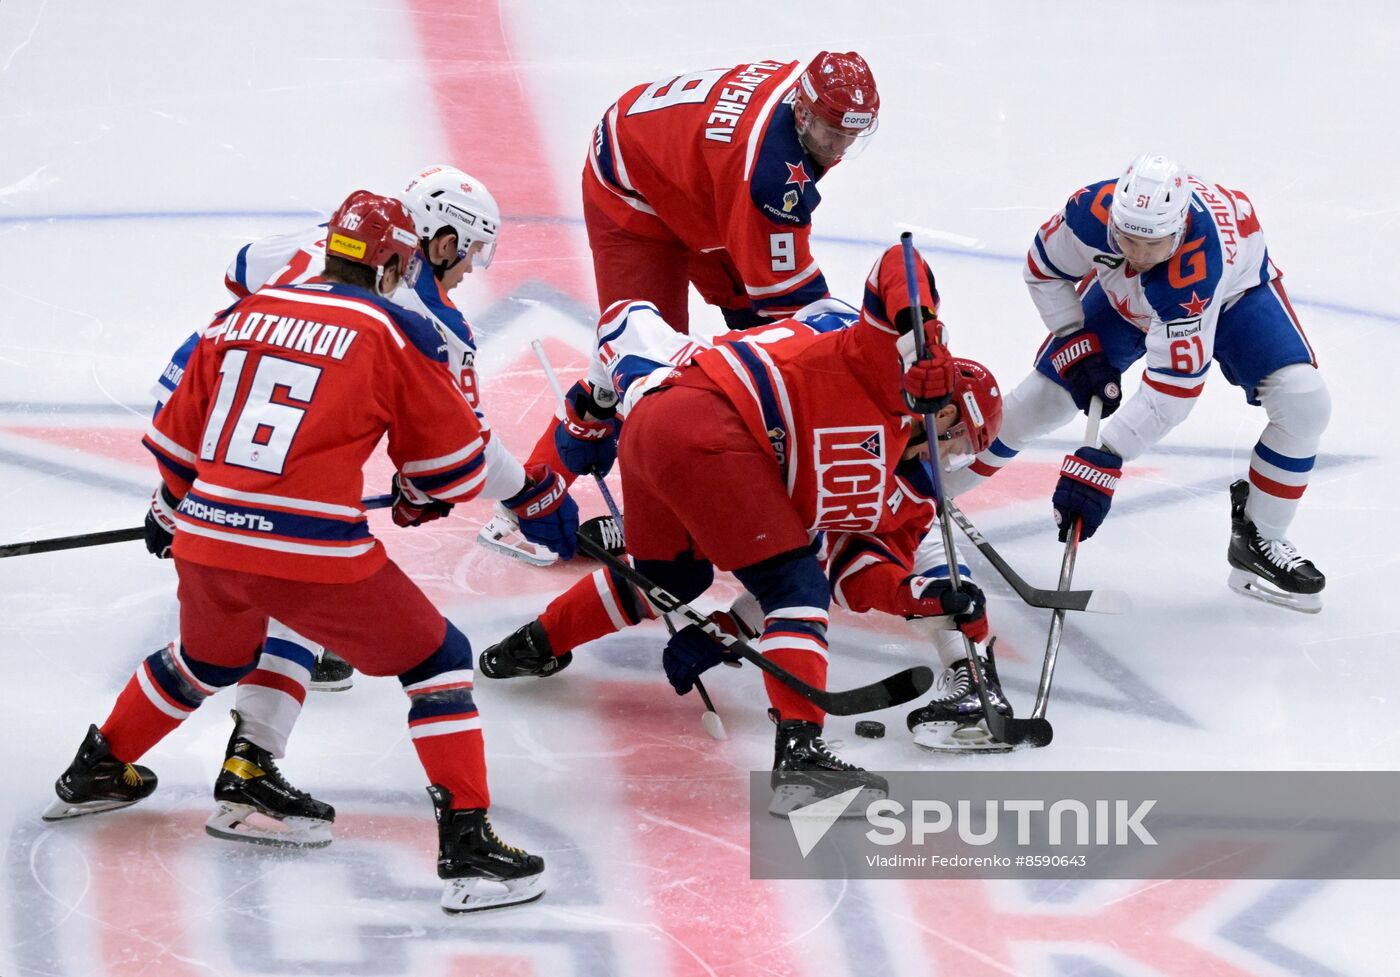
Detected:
[{"left": 854, "top": 720, "right": 886, "bottom": 739}]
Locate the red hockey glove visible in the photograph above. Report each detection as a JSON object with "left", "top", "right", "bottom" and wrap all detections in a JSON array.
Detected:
[
  {"left": 902, "top": 332, "right": 957, "bottom": 414},
  {"left": 390, "top": 472, "right": 454, "bottom": 528},
  {"left": 893, "top": 573, "right": 990, "bottom": 643}
]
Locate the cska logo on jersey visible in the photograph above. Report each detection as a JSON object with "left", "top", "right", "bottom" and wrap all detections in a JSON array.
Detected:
[{"left": 814, "top": 426, "right": 887, "bottom": 531}]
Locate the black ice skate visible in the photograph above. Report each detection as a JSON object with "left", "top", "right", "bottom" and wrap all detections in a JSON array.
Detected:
[
  {"left": 310, "top": 649, "right": 354, "bottom": 692},
  {"left": 769, "top": 712, "right": 888, "bottom": 819},
  {"left": 478, "top": 620, "right": 572, "bottom": 679},
  {"left": 43, "top": 725, "right": 158, "bottom": 822},
  {"left": 428, "top": 785, "right": 545, "bottom": 913},
  {"left": 1227, "top": 480, "right": 1325, "bottom": 614},
  {"left": 205, "top": 711, "right": 335, "bottom": 848},
  {"left": 906, "top": 645, "right": 1013, "bottom": 753},
  {"left": 577, "top": 514, "right": 626, "bottom": 558}
]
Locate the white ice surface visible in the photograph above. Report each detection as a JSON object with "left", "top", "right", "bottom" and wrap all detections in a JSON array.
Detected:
[{"left": 1, "top": 2, "right": 1397, "bottom": 975}]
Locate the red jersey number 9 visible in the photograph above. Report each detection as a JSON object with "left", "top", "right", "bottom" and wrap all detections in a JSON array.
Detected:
[{"left": 770, "top": 232, "right": 796, "bottom": 272}]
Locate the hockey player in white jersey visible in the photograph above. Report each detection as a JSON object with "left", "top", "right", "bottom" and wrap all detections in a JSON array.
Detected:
[
  {"left": 145, "top": 164, "right": 580, "bottom": 846},
  {"left": 948, "top": 154, "right": 1330, "bottom": 612}
]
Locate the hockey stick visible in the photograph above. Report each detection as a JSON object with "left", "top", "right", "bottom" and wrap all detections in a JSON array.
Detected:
[
  {"left": 899, "top": 233, "right": 1052, "bottom": 747},
  {"left": 1, "top": 494, "right": 395, "bottom": 560},
  {"left": 530, "top": 339, "right": 728, "bottom": 737},
  {"left": 944, "top": 502, "right": 1130, "bottom": 614},
  {"left": 575, "top": 533, "right": 933, "bottom": 715},
  {"left": 1030, "top": 397, "right": 1103, "bottom": 723}
]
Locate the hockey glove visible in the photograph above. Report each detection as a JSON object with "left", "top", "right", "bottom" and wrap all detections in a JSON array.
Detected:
[
  {"left": 1048, "top": 329, "right": 1122, "bottom": 417},
  {"left": 662, "top": 624, "right": 745, "bottom": 696},
  {"left": 1052, "top": 446, "right": 1123, "bottom": 542},
  {"left": 503, "top": 464, "right": 579, "bottom": 560},
  {"left": 144, "top": 484, "right": 180, "bottom": 559},
  {"left": 894, "top": 573, "right": 989, "bottom": 643},
  {"left": 902, "top": 337, "right": 957, "bottom": 414},
  {"left": 390, "top": 472, "right": 454, "bottom": 528},
  {"left": 552, "top": 380, "right": 621, "bottom": 477}
]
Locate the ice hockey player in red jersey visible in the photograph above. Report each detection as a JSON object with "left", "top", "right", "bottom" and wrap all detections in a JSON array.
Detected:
[
  {"left": 45, "top": 191, "right": 567, "bottom": 913},
  {"left": 493, "top": 52, "right": 881, "bottom": 567},
  {"left": 948, "top": 153, "right": 1330, "bottom": 612},
  {"left": 148, "top": 165, "right": 580, "bottom": 845},
  {"left": 483, "top": 244, "right": 1003, "bottom": 809},
  {"left": 583, "top": 50, "right": 879, "bottom": 331}
]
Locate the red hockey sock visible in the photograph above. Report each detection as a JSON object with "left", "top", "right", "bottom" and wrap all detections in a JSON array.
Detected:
[
  {"left": 758, "top": 626, "right": 829, "bottom": 727},
  {"left": 539, "top": 567, "right": 651, "bottom": 653},
  {"left": 411, "top": 724, "right": 490, "bottom": 809},
  {"left": 100, "top": 657, "right": 199, "bottom": 762}
]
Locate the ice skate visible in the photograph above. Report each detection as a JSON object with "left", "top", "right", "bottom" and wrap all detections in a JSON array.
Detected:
[
  {"left": 576, "top": 514, "right": 625, "bottom": 558},
  {"left": 309, "top": 649, "right": 354, "bottom": 692},
  {"left": 205, "top": 711, "right": 335, "bottom": 848},
  {"left": 428, "top": 785, "right": 545, "bottom": 913},
  {"left": 479, "top": 620, "right": 572, "bottom": 679},
  {"left": 477, "top": 503, "right": 558, "bottom": 567},
  {"left": 768, "top": 712, "right": 887, "bottom": 819},
  {"left": 906, "top": 645, "right": 1014, "bottom": 753},
  {"left": 1227, "top": 480, "right": 1325, "bottom": 614},
  {"left": 43, "top": 725, "right": 158, "bottom": 822}
]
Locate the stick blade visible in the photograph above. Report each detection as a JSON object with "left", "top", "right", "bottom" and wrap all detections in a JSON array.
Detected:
[
  {"left": 821, "top": 665, "right": 934, "bottom": 716},
  {"left": 986, "top": 712, "right": 1054, "bottom": 748},
  {"left": 1081, "top": 588, "right": 1132, "bottom": 615}
]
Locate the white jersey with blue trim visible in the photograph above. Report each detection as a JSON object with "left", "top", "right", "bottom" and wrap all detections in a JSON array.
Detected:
[
  {"left": 160, "top": 222, "right": 527, "bottom": 499},
  {"left": 1025, "top": 174, "right": 1279, "bottom": 460},
  {"left": 591, "top": 297, "right": 859, "bottom": 417}
]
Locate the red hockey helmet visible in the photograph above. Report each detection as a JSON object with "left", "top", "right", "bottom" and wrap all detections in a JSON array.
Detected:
[
  {"left": 795, "top": 51, "right": 879, "bottom": 166},
  {"left": 938, "top": 358, "right": 1002, "bottom": 469},
  {"left": 326, "top": 189, "right": 421, "bottom": 294}
]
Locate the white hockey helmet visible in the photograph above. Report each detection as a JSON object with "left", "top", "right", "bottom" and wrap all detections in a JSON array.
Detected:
[
  {"left": 1108, "top": 153, "right": 1192, "bottom": 252},
  {"left": 399, "top": 164, "right": 500, "bottom": 269}
]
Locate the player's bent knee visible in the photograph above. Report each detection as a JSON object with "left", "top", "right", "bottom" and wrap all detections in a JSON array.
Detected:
[
  {"left": 1260, "top": 364, "right": 1331, "bottom": 441},
  {"left": 635, "top": 554, "right": 714, "bottom": 604},
  {"left": 398, "top": 621, "right": 474, "bottom": 687},
  {"left": 733, "top": 547, "right": 830, "bottom": 618}
]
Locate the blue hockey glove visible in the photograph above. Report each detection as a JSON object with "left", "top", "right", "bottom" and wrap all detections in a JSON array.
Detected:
[
  {"left": 1049, "top": 329, "right": 1122, "bottom": 417},
  {"left": 1052, "top": 447, "right": 1123, "bottom": 542},
  {"left": 662, "top": 624, "right": 744, "bottom": 696},
  {"left": 503, "top": 465, "right": 579, "bottom": 560},
  {"left": 552, "top": 380, "right": 620, "bottom": 476}
]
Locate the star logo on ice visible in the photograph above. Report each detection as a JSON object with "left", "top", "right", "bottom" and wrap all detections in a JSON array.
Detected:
[
  {"left": 784, "top": 160, "right": 812, "bottom": 191},
  {"left": 1179, "top": 291, "right": 1211, "bottom": 317},
  {"left": 788, "top": 787, "right": 864, "bottom": 857}
]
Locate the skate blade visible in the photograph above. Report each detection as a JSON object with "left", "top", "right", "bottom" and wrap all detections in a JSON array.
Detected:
[
  {"left": 476, "top": 523, "right": 558, "bottom": 568},
  {"left": 1228, "top": 569, "right": 1322, "bottom": 614},
  {"left": 205, "top": 802, "right": 333, "bottom": 849},
  {"left": 768, "top": 783, "right": 886, "bottom": 819},
  {"left": 441, "top": 872, "right": 545, "bottom": 914},
  {"left": 41, "top": 796, "right": 141, "bottom": 822},
  {"left": 911, "top": 720, "right": 1015, "bottom": 754},
  {"left": 308, "top": 677, "right": 354, "bottom": 693}
]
